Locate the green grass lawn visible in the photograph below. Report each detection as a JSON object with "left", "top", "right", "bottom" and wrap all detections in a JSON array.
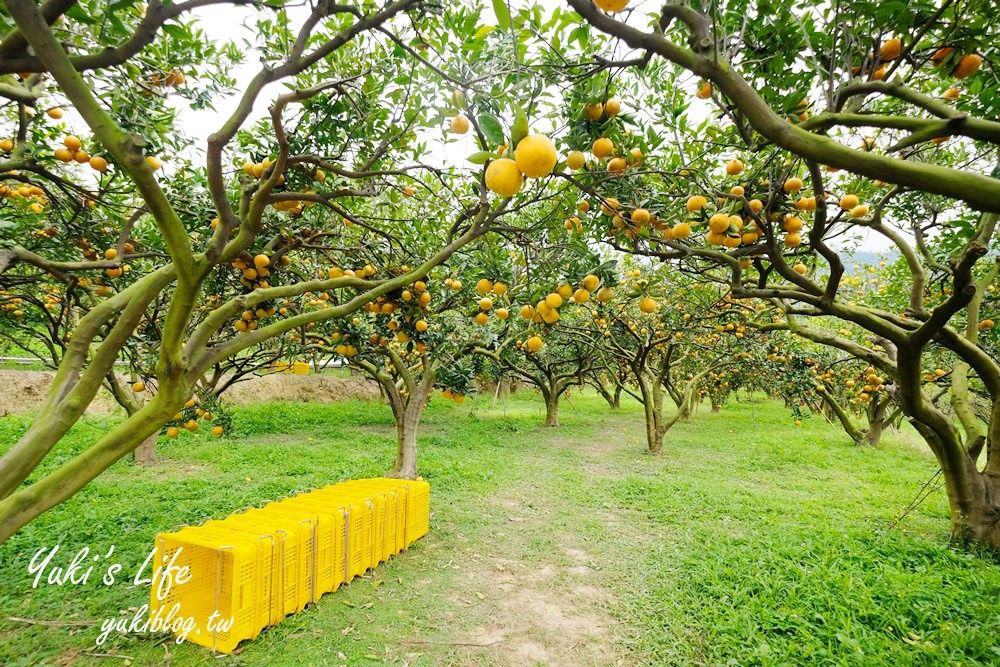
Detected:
[{"left": 1, "top": 390, "right": 998, "bottom": 666}]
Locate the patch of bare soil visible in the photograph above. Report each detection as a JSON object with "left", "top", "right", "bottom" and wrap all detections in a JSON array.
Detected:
[
  {"left": 221, "top": 372, "right": 380, "bottom": 405},
  {"left": 0, "top": 370, "right": 381, "bottom": 417}
]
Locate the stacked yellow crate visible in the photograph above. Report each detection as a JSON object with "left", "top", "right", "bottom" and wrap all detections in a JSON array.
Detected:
[{"left": 150, "top": 477, "right": 430, "bottom": 653}]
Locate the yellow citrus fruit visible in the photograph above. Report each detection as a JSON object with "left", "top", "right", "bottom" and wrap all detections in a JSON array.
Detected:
[
  {"left": 479, "top": 298, "right": 493, "bottom": 311},
  {"left": 592, "top": 137, "right": 614, "bottom": 159},
  {"left": 597, "top": 287, "right": 615, "bottom": 302},
  {"left": 639, "top": 296, "right": 656, "bottom": 314},
  {"left": 46, "top": 107, "right": 64, "bottom": 119},
  {"left": 54, "top": 148, "right": 73, "bottom": 161},
  {"left": 851, "top": 204, "right": 869, "bottom": 218},
  {"left": 520, "top": 304, "right": 536, "bottom": 320},
  {"left": 686, "top": 195, "right": 707, "bottom": 212},
  {"left": 545, "top": 292, "right": 563, "bottom": 308},
  {"left": 131, "top": 381, "right": 145, "bottom": 392},
  {"left": 671, "top": 222, "right": 691, "bottom": 239},
  {"left": 145, "top": 155, "right": 162, "bottom": 171},
  {"left": 476, "top": 278, "right": 493, "bottom": 294},
  {"left": 493, "top": 282, "right": 507, "bottom": 296},
  {"left": 793, "top": 263, "right": 807, "bottom": 274},
  {"left": 574, "top": 288, "right": 591, "bottom": 303},
  {"left": 725, "top": 159, "right": 744, "bottom": 176},
  {"left": 593, "top": 0, "right": 630, "bottom": 10},
  {"left": 584, "top": 103, "right": 603, "bottom": 121},
  {"left": 526, "top": 335, "right": 544, "bottom": 352},
  {"left": 485, "top": 158, "right": 524, "bottom": 196},
  {"left": 582, "top": 274, "right": 600, "bottom": 291},
  {"left": 514, "top": 134, "right": 558, "bottom": 178},
  {"left": 608, "top": 157, "right": 627, "bottom": 174},
  {"left": 839, "top": 194, "right": 859, "bottom": 210},
  {"left": 783, "top": 177, "right": 803, "bottom": 193},
  {"left": 450, "top": 115, "right": 470, "bottom": 134},
  {"left": 879, "top": 38, "right": 902, "bottom": 61},
  {"left": 63, "top": 135, "right": 82, "bottom": 151},
  {"left": 567, "top": 151, "right": 586, "bottom": 170},
  {"left": 604, "top": 98, "right": 621, "bottom": 117},
  {"left": 89, "top": 155, "right": 108, "bottom": 172},
  {"left": 631, "top": 208, "right": 651, "bottom": 225},
  {"left": 473, "top": 312, "right": 489, "bottom": 325},
  {"left": 696, "top": 82, "right": 712, "bottom": 99},
  {"left": 952, "top": 54, "right": 982, "bottom": 79},
  {"left": 212, "top": 426, "right": 224, "bottom": 436},
  {"left": 496, "top": 308, "right": 509, "bottom": 320}
]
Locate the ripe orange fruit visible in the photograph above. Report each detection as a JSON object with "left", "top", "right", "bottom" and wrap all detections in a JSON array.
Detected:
[
  {"left": 484, "top": 158, "right": 523, "bottom": 197},
  {"left": 254, "top": 254, "right": 270, "bottom": 268},
  {"left": 89, "top": 155, "right": 108, "bottom": 172},
  {"left": 871, "top": 66, "right": 887, "bottom": 81},
  {"left": 450, "top": 115, "right": 470, "bottom": 134},
  {"left": 402, "top": 186, "right": 415, "bottom": 197},
  {"left": 631, "top": 208, "right": 651, "bottom": 225},
  {"left": 165, "top": 68, "right": 186, "bottom": 86},
  {"left": 479, "top": 298, "right": 493, "bottom": 311},
  {"left": 851, "top": 204, "right": 869, "bottom": 218},
  {"left": 952, "top": 54, "right": 982, "bottom": 79},
  {"left": 592, "top": 137, "right": 614, "bottom": 159},
  {"left": 695, "top": 81, "right": 712, "bottom": 99},
  {"left": 593, "top": 0, "right": 630, "bottom": 10},
  {"left": 943, "top": 87, "right": 959, "bottom": 99},
  {"left": 496, "top": 308, "right": 509, "bottom": 320},
  {"left": 686, "top": 195, "right": 708, "bottom": 212},
  {"left": 567, "top": 151, "right": 585, "bottom": 170},
  {"left": 597, "top": 287, "right": 614, "bottom": 302},
  {"left": 476, "top": 278, "right": 493, "bottom": 294},
  {"left": 104, "top": 247, "right": 118, "bottom": 260},
  {"left": 582, "top": 274, "right": 600, "bottom": 291},
  {"left": 131, "top": 381, "right": 145, "bottom": 392},
  {"left": 574, "top": 288, "right": 591, "bottom": 303},
  {"left": 211, "top": 426, "right": 224, "bottom": 436},
  {"left": 557, "top": 283, "right": 573, "bottom": 298},
  {"left": 725, "top": 159, "right": 743, "bottom": 176},
  {"left": 46, "top": 107, "right": 64, "bottom": 119},
  {"left": 783, "top": 177, "right": 803, "bottom": 193},
  {"left": 526, "top": 335, "right": 544, "bottom": 352},
  {"left": 545, "top": 292, "right": 563, "bottom": 308},
  {"left": 639, "top": 296, "right": 657, "bottom": 313},
  {"left": 709, "top": 212, "right": 731, "bottom": 233},
  {"left": 730, "top": 185, "right": 745, "bottom": 197},
  {"left": 54, "top": 148, "right": 73, "bottom": 161},
  {"left": 839, "top": 194, "right": 859, "bottom": 210},
  {"left": 784, "top": 233, "right": 802, "bottom": 247},
  {"left": 879, "top": 38, "right": 901, "bottom": 61},
  {"left": 493, "top": 282, "right": 507, "bottom": 296},
  {"left": 415, "top": 319, "right": 429, "bottom": 332},
  {"left": 145, "top": 155, "right": 162, "bottom": 171},
  {"left": 608, "top": 157, "right": 627, "bottom": 174},
  {"left": 600, "top": 197, "right": 620, "bottom": 215},
  {"left": 793, "top": 263, "right": 807, "bottom": 274},
  {"left": 671, "top": 222, "right": 692, "bottom": 239},
  {"left": 931, "top": 47, "right": 955, "bottom": 65},
  {"left": 748, "top": 199, "right": 764, "bottom": 213},
  {"left": 576, "top": 199, "right": 590, "bottom": 213},
  {"left": 63, "top": 135, "right": 82, "bottom": 151},
  {"left": 73, "top": 150, "right": 89, "bottom": 163},
  {"left": 166, "top": 427, "right": 180, "bottom": 438},
  {"left": 604, "top": 98, "right": 621, "bottom": 117},
  {"left": 520, "top": 304, "right": 536, "bottom": 320},
  {"left": 515, "top": 134, "right": 558, "bottom": 178},
  {"left": 584, "top": 102, "right": 604, "bottom": 121},
  {"left": 473, "top": 312, "right": 489, "bottom": 325},
  {"left": 979, "top": 319, "right": 994, "bottom": 329}
]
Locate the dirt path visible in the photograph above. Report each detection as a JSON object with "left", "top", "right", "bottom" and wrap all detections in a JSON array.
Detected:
[{"left": 425, "top": 416, "right": 650, "bottom": 666}]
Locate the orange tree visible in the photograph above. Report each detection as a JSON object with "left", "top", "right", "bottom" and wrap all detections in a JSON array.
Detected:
[
  {"left": 564, "top": 0, "right": 1000, "bottom": 545},
  {"left": 0, "top": 0, "right": 575, "bottom": 543}
]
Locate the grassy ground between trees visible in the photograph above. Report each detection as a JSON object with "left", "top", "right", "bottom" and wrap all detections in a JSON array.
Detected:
[{"left": 1, "top": 390, "right": 998, "bottom": 666}]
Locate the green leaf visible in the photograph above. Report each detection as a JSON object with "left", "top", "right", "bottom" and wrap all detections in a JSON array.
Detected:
[
  {"left": 511, "top": 109, "right": 528, "bottom": 146},
  {"left": 477, "top": 112, "right": 504, "bottom": 145},
  {"left": 467, "top": 151, "right": 494, "bottom": 165},
  {"left": 472, "top": 25, "right": 496, "bottom": 41},
  {"left": 492, "top": 0, "right": 511, "bottom": 31}
]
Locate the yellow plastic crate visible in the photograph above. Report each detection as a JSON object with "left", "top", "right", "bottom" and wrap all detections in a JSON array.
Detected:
[
  {"left": 151, "top": 525, "right": 272, "bottom": 654},
  {"left": 277, "top": 494, "right": 360, "bottom": 583},
  {"left": 264, "top": 502, "right": 341, "bottom": 599},
  {"left": 302, "top": 489, "right": 376, "bottom": 578},
  {"left": 222, "top": 508, "right": 312, "bottom": 615},
  {"left": 198, "top": 520, "right": 283, "bottom": 626},
  {"left": 343, "top": 478, "right": 430, "bottom": 548},
  {"left": 334, "top": 481, "right": 399, "bottom": 561}
]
